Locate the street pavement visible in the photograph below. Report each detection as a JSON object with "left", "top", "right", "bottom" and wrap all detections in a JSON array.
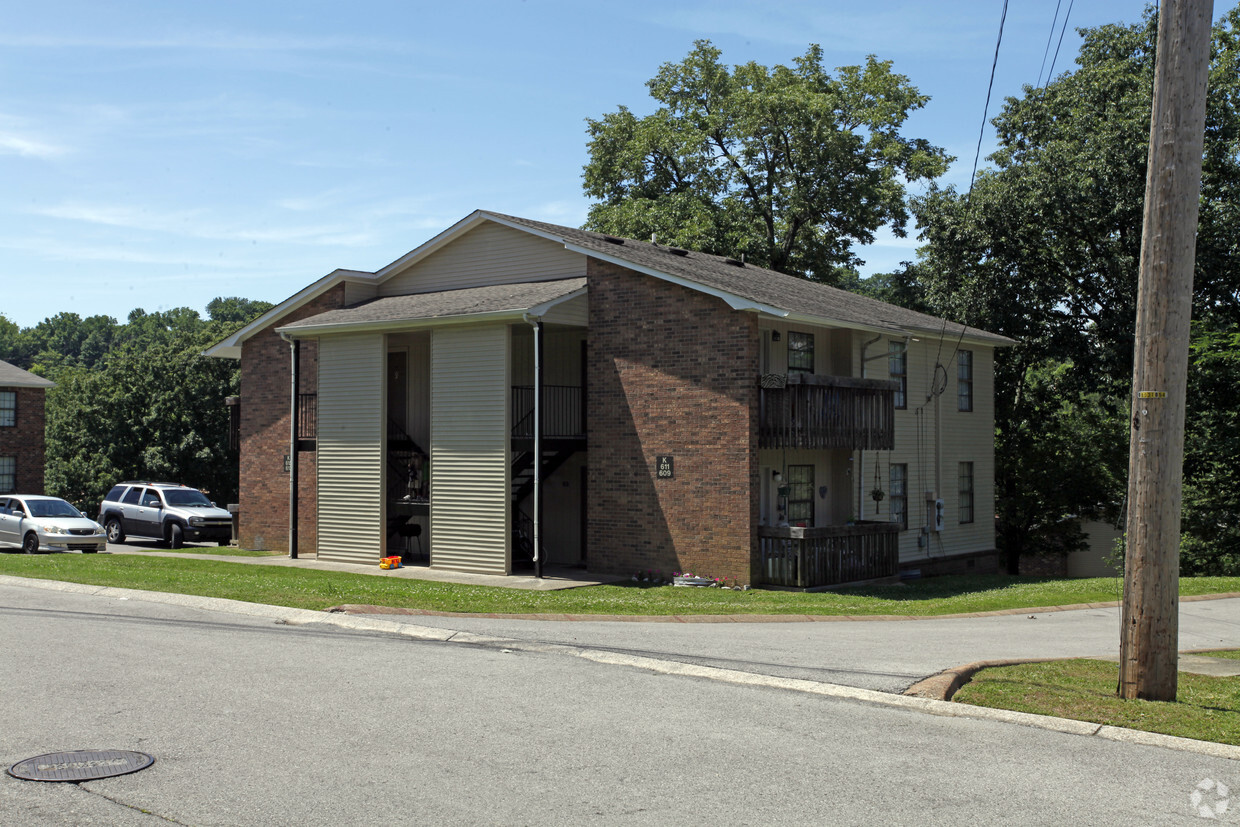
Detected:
[{"left": 3, "top": 579, "right": 1240, "bottom": 826}]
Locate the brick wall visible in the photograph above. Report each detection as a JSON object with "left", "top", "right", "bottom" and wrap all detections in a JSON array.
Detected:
[
  {"left": 0, "top": 387, "right": 47, "bottom": 494},
  {"left": 586, "top": 259, "right": 759, "bottom": 584},
  {"left": 238, "top": 285, "right": 346, "bottom": 552}
]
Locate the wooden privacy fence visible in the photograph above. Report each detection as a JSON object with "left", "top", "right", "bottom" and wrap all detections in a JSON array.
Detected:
[
  {"left": 758, "top": 522, "right": 901, "bottom": 588},
  {"left": 758, "top": 374, "right": 897, "bottom": 451}
]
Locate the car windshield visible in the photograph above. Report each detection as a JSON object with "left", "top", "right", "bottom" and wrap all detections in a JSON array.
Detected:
[
  {"left": 26, "top": 499, "right": 83, "bottom": 519},
  {"left": 162, "top": 489, "right": 213, "bottom": 506}
]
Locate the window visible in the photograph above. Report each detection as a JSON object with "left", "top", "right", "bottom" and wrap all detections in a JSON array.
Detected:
[
  {"left": 958, "top": 351, "right": 973, "bottom": 412},
  {"left": 787, "top": 332, "right": 814, "bottom": 374},
  {"left": 122, "top": 486, "right": 143, "bottom": 506},
  {"left": 0, "top": 456, "right": 14, "bottom": 493},
  {"left": 0, "top": 391, "right": 14, "bottom": 427},
  {"left": 888, "top": 342, "right": 907, "bottom": 409},
  {"left": 785, "top": 464, "right": 815, "bottom": 527},
  {"left": 959, "top": 462, "right": 975, "bottom": 524},
  {"left": 890, "top": 464, "right": 908, "bottom": 530}
]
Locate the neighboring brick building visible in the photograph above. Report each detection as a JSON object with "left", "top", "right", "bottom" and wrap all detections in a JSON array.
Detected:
[
  {"left": 208, "top": 211, "right": 1012, "bottom": 586},
  {"left": 0, "top": 359, "right": 55, "bottom": 495}
]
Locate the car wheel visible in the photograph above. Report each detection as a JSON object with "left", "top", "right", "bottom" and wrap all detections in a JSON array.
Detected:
[
  {"left": 105, "top": 518, "right": 125, "bottom": 544},
  {"left": 22, "top": 532, "right": 39, "bottom": 554},
  {"left": 168, "top": 523, "right": 184, "bottom": 549},
  {"left": 218, "top": 539, "right": 230, "bottom": 547}
]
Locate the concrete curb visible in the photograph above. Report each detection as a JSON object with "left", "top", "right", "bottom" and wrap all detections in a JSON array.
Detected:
[{"left": 6, "top": 574, "right": 1240, "bottom": 762}]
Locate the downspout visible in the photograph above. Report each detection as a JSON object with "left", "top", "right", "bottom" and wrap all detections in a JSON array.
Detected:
[
  {"left": 857, "top": 333, "right": 884, "bottom": 521},
  {"left": 279, "top": 331, "right": 300, "bottom": 560},
  {"left": 522, "top": 313, "right": 544, "bottom": 579}
]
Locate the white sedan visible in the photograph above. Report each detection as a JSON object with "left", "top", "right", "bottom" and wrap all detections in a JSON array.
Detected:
[{"left": 0, "top": 495, "right": 107, "bottom": 554}]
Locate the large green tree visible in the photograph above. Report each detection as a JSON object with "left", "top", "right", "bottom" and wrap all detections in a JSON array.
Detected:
[
  {"left": 582, "top": 41, "right": 949, "bottom": 283},
  {"left": 4, "top": 298, "right": 272, "bottom": 516},
  {"left": 907, "top": 6, "right": 1240, "bottom": 568}
]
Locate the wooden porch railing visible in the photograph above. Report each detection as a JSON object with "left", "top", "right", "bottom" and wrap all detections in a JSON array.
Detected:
[
  {"left": 758, "top": 374, "right": 897, "bottom": 451},
  {"left": 758, "top": 522, "right": 901, "bottom": 589},
  {"left": 297, "top": 393, "right": 316, "bottom": 441}
]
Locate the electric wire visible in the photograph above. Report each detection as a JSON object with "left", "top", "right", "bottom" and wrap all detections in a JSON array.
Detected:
[
  {"left": 1037, "top": 0, "right": 1065, "bottom": 87},
  {"left": 1045, "top": 0, "right": 1076, "bottom": 85},
  {"left": 969, "top": 0, "right": 1010, "bottom": 200}
]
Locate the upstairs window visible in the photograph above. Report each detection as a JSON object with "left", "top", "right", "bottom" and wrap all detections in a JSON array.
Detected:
[
  {"left": 787, "top": 332, "right": 814, "bottom": 374},
  {"left": 888, "top": 342, "right": 907, "bottom": 409},
  {"left": 958, "top": 351, "right": 974, "bottom": 412},
  {"left": 0, "top": 391, "right": 15, "bottom": 427}
]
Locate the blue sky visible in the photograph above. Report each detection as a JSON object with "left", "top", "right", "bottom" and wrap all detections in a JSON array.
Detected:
[{"left": 2, "top": 0, "right": 1148, "bottom": 329}]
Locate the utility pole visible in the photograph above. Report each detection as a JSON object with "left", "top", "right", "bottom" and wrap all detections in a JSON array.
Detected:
[{"left": 1119, "top": 0, "right": 1213, "bottom": 702}]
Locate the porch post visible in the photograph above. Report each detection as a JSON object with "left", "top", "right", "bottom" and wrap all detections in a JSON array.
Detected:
[
  {"left": 533, "top": 318, "right": 544, "bottom": 579},
  {"left": 288, "top": 336, "right": 300, "bottom": 559}
]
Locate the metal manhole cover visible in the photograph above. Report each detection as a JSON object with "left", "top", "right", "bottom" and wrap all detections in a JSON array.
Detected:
[{"left": 7, "top": 750, "right": 155, "bottom": 782}]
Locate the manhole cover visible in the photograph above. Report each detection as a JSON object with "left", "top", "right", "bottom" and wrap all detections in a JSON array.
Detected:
[{"left": 7, "top": 750, "right": 154, "bottom": 782}]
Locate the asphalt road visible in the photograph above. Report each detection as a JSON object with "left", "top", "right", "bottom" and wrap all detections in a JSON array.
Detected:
[{"left": 3, "top": 581, "right": 1238, "bottom": 826}]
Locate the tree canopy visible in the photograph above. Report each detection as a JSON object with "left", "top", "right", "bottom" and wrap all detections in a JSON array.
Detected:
[
  {"left": 1, "top": 298, "right": 272, "bottom": 515},
  {"left": 582, "top": 41, "right": 949, "bottom": 283},
  {"left": 906, "top": 5, "right": 1240, "bottom": 569}
]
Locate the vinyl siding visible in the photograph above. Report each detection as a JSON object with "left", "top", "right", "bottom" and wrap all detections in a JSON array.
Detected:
[
  {"left": 430, "top": 325, "right": 510, "bottom": 574},
  {"left": 379, "top": 222, "right": 586, "bottom": 297},
  {"left": 316, "top": 333, "right": 385, "bottom": 563}
]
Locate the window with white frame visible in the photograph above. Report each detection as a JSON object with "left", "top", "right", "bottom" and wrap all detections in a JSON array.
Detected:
[
  {"left": 959, "top": 462, "right": 975, "bottom": 524},
  {"left": 889, "top": 342, "right": 907, "bottom": 409},
  {"left": 890, "top": 464, "right": 908, "bottom": 530},
  {"left": 0, "top": 391, "right": 15, "bottom": 427},
  {"left": 0, "top": 456, "right": 14, "bottom": 493},
  {"left": 958, "top": 351, "right": 973, "bottom": 412}
]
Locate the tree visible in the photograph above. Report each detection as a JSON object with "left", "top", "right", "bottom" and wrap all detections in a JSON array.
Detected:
[
  {"left": 582, "top": 41, "right": 949, "bottom": 283},
  {"left": 906, "top": 6, "right": 1240, "bottom": 567}
]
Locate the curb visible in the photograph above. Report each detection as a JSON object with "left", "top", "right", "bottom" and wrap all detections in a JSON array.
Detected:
[{"left": 5, "top": 574, "right": 1240, "bottom": 762}]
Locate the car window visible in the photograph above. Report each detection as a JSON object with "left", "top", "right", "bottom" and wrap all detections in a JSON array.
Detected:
[
  {"left": 9, "top": 500, "right": 26, "bottom": 516},
  {"left": 27, "top": 499, "right": 82, "bottom": 518},
  {"left": 141, "top": 490, "right": 162, "bottom": 508},
  {"left": 163, "top": 489, "right": 213, "bottom": 506},
  {"left": 121, "top": 487, "right": 143, "bottom": 505},
  {"left": 105, "top": 485, "right": 127, "bottom": 502}
]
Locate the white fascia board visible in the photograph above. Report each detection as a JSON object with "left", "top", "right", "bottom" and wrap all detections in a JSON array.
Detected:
[
  {"left": 526, "top": 285, "right": 589, "bottom": 318},
  {"left": 780, "top": 310, "right": 908, "bottom": 338},
  {"left": 560, "top": 243, "right": 791, "bottom": 318},
  {"left": 202, "top": 269, "right": 377, "bottom": 359},
  {"left": 275, "top": 308, "right": 529, "bottom": 339}
]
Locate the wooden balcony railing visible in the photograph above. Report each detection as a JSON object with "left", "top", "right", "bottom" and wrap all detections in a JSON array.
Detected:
[
  {"left": 758, "top": 522, "right": 900, "bottom": 589},
  {"left": 297, "top": 393, "right": 316, "bottom": 441},
  {"left": 758, "top": 374, "right": 897, "bottom": 451},
  {"left": 511, "top": 385, "right": 584, "bottom": 440}
]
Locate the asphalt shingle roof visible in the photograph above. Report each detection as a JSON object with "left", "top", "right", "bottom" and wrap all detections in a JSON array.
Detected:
[
  {"left": 484, "top": 212, "right": 1012, "bottom": 345},
  {"left": 280, "top": 277, "right": 587, "bottom": 331},
  {"left": 0, "top": 359, "right": 55, "bottom": 388}
]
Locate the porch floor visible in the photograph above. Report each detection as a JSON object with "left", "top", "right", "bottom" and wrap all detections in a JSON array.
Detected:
[{"left": 105, "top": 547, "right": 621, "bottom": 591}]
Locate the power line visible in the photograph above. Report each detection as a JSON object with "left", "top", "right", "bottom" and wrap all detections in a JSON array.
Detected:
[
  {"left": 968, "top": 0, "right": 1010, "bottom": 200},
  {"left": 1045, "top": 0, "right": 1077, "bottom": 85},
  {"left": 1037, "top": 0, "right": 1065, "bottom": 87}
]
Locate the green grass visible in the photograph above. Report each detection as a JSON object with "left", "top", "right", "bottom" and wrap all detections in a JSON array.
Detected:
[
  {"left": 116, "top": 546, "right": 285, "bottom": 557},
  {"left": 953, "top": 656, "right": 1240, "bottom": 746},
  {"left": 1, "top": 552, "right": 1238, "bottom": 616}
]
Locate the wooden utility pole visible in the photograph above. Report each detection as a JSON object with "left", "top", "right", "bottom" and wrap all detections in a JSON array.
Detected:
[{"left": 1119, "top": 0, "right": 1213, "bottom": 702}]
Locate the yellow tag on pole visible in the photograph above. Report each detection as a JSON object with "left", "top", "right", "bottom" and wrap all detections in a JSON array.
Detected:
[{"left": 1137, "top": 391, "right": 1167, "bottom": 399}]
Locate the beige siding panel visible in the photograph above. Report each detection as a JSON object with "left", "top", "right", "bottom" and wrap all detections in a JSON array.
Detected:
[
  {"left": 317, "top": 333, "right": 385, "bottom": 564},
  {"left": 380, "top": 222, "right": 586, "bottom": 297},
  {"left": 431, "top": 325, "right": 510, "bottom": 574},
  {"left": 1068, "top": 520, "right": 1123, "bottom": 577},
  {"left": 541, "top": 293, "right": 589, "bottom": 326}
]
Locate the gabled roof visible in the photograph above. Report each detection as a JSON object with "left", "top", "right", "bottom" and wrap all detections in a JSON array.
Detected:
[
  {"left": 0, "top": 359, "right": 55, "bottom": 388},
  {"left": 278, "top": 278, "right": 587, "bottom": 335},
  {"left": 206, "top": 209, "right": 1013, "bottom": 358}
]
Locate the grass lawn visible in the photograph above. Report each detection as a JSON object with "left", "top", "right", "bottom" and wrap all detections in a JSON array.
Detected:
[
  {"left": 953, "top": 656, "right": 1240, "bottom": 746},
  {"left": 0, "top": 552, "right": 1237, "bottom": 616},
  {"left": 117, "top": 546, "right": 285, "bottom": 558}
]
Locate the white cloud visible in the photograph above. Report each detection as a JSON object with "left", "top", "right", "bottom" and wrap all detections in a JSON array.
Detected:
[{"left": 0, "top": 132, "right": 68, "bottom": 159}]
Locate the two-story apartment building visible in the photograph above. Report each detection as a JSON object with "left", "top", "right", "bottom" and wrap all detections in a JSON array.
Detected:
[
  {"left": 206, "top": 211, "right": 1012, "bottom": 587},
  {"left": 0, "top": 359, "right": 55, "bottom": 495}
]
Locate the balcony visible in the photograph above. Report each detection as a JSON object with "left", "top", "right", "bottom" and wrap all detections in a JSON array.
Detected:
[
  {"left": 758, "top": 374, "right": 897, "bottom": 451},
  {"left": 511, "top": 385, "right": 585, "bottom": 442},
  {"left": 758, "top": 522, "right": 901, "bottom": 589}
]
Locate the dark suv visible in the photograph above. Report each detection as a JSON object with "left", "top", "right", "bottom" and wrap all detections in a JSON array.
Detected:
[{"left": 99, "top": 482, "right": 232, "bottom": 548}]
